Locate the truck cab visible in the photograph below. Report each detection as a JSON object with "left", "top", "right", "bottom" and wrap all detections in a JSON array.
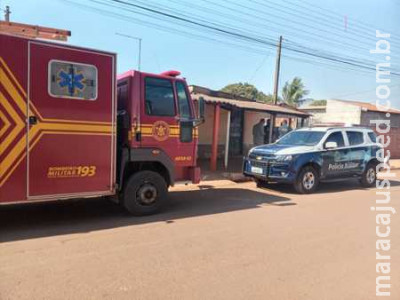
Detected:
[{"left": 116, "top": 70, "right": 204, "bottom": 214}]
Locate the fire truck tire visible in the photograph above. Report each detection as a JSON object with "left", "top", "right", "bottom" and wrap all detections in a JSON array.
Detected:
[{"left": 122, "top": 171, "right": 168, "bottom": 215}]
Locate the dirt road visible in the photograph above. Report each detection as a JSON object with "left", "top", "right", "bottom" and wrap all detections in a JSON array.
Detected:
[{"left": 1, "top": 174, "right": 399, "bottom": 299}]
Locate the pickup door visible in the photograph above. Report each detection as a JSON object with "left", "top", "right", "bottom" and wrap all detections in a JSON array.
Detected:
[
  {"left": 320, "top": 131, "right": 352, "bottom": 179},
  {"left": 346, "top": 130, "right": 369, "bottom": 174}
]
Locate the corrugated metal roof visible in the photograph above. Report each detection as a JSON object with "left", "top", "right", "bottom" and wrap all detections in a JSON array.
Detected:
[{"left": 190, "top": 92, "right": 310, "bottom": 117}]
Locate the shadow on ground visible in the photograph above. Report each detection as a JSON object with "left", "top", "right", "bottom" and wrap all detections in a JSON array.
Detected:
[
  {"left": 256, "top": 179, "right": 400, "bottom": 194},
  {"left": 0, "top": 187, "right": 293, "bottom": 243}
]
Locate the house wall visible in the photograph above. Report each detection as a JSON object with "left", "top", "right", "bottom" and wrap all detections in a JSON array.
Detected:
[
  {"left": 370, "top": 127, "right": 400, "bottom": 159},
  {"left": 306, "top": 108, "right": 327, "bottom": 124},
  {"left": 324, "top": 100, "right": 362, "bottom": 124},
  {"left": 197, "top": 103, "right": 229, "bottom": 158},
  {"left": 243, "top": 111, "right": 272, "bottom": 153}
]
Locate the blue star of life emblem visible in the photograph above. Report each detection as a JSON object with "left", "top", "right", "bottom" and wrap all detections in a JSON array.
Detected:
[{"left": 58, "top": 67, "right": 85, "bottom": 96}]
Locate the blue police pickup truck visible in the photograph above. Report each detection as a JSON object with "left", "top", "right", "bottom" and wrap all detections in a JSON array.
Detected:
[{"left": 243, "top": 127, "right": 382, "bottom": 194}]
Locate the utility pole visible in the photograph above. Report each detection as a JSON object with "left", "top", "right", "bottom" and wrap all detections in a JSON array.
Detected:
[
  {"left": 4, "top": 5, "right": 11, "bottom": 22},
  {"left": 116, "top": 32, "right": 142, "bottom": 71},
  {"left": 269, "top": 35, "right": 282, "bottom": 144}
]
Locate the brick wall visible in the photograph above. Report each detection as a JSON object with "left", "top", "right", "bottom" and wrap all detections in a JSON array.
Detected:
[{"left": 370, "top": 126, "right": 400, "bottom": 159}]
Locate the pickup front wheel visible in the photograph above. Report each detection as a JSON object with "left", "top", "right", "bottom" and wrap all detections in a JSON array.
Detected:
[
  {"left": 122, "top": 171, "right": 168, "bottom": 215},
  {"left": 294, "top": 166, "right": 319, "bottom": 194}
]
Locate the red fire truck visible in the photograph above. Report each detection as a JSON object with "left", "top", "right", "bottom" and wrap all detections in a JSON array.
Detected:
[{"left": 0, "top": 24, "right": 204, "bottom": 215}]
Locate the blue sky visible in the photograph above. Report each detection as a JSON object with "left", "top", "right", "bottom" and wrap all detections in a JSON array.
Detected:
[{"left": 3, "top": 0, "right": 400, "bottom": 107}]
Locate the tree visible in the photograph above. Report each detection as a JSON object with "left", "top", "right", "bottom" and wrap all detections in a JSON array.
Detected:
[
  {"left": 310, "top": 99, "right": 327, "bottom": 106},
  {"left": 220, "top": 82, "right": 273, "bottom": 103},
  {"left": 281, "top": 77, "right": 309, "bottom": 107}
]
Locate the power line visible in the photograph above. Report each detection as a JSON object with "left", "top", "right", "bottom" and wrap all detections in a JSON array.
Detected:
[
  {"left": 61, "top": 0, "right": 400, "bottom": 78},
  {"left": 100, "top": 0, "right": 400, "bottom": 76}
]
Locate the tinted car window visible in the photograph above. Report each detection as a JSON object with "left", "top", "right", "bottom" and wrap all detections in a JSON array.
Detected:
[
  {"left": 276, "top": 131, "right": 325, "bottom": 146},
  {"left": 145, "top": 77, "right": 175, "bottom": 116},
  {"left": 176, "top": 81, "right": 192, "bottom": 118},
  {"left": 368, "top": 132, "right": 377, "bottom": 143},
  {"left": 324, "top": 131, "right": 345, "bottom": 148},
  {"left": 347, "top": 131, "right": 364, "bottom": 146}
]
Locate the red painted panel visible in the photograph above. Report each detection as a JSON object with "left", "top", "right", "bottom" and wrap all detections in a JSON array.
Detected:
[
  {"left": 29, "top": 134, "right": 112, "bottom": 196},
  {"left": 28, "top": 41, "right": 116, "bottom": 198},
  {"left": 0, "top": 34, "right": 28, "bottom": 203},
  {"left": 29, "top": 42, "right": 113, "bottom": 123},
  {"left": 138, "top": 73, "right": 198, "bottom": 181}
]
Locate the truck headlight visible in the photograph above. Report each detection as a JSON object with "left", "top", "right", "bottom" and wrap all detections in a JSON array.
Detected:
[{"left": 275, "top": 155, "right": 293, "bottom": 162}]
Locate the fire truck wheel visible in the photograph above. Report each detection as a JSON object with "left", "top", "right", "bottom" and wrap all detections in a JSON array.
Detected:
[{"left": 123, "top": 171, "right": 168, "bottom": 215}]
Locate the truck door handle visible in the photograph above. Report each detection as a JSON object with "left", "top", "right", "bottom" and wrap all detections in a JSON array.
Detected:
[{"left": 29, "top": 116, "right": 38, "bottom": 125}]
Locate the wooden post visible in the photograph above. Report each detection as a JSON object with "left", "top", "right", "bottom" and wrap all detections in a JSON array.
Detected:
[
  {"left": 210, "top": 104, "right": 221, "bottom": 171},
  {"left": 224, "top": 110, "right": 231, "bottom": 169},
  {"left": 269, "top": 36, "right": 282, "bottom": 144}
]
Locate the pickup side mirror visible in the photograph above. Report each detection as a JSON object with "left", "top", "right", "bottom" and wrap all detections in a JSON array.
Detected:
[
  {"left": 194, "top": 96, "right": 205, "bottom": 126},
  {"left": 325, "top": 141, "right": 338, "bottom": 149}
]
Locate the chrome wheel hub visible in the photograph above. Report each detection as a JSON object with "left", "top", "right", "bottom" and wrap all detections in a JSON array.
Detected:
[
  {"left": 366, "top": 168, "right": 376, "bottom": 184},
  {"left": 303, "top": 172, "right": 315, "bottom": 190},
  {"left": 137, "top": 184, "right": 157, "bottom": 205}
]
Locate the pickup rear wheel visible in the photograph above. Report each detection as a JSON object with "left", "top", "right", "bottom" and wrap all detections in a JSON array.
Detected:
[
  {"left": 360, "top": 162, "right": 377, "bottom": 188},
  {"left": 122, "top": 171, "right": 168, "bottom": 215},
  {"left": 294, "top": 166, "right": 319, "bottom": 194}
]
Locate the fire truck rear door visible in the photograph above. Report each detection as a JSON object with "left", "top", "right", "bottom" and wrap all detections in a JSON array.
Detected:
[{"left": 27, "top": 42, "right": 116, "bottom": 199}]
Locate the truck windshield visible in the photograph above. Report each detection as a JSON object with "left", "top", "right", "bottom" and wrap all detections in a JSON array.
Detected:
[{"left": 276, "top": 131, "right": 325, "bottom": 146}]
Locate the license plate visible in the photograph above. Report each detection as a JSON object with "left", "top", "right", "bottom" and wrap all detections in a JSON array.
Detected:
[{"left": 251, "top": 166, "right": 263, "bottom": 174}]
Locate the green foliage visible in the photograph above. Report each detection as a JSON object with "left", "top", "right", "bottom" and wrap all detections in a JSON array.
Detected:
[
  {"left": 282, "top": 77, "right": 309, "bottom": 107},
  {"left": 220, "top": 82, "right": 273, "bottom": 103},
  {"left": 310, "top": 99, "right": 327, "bottom": 106}
]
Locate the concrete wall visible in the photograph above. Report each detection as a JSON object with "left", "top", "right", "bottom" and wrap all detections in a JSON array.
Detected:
[
  {"left": 306, "top": 108, "right": 327, "bottom": 124},
  {"left": 324, "top": 100, "right": 362, "bottom": 125},
  {"left": 243, "top": 111, "right": 271, "bottom": 153}
]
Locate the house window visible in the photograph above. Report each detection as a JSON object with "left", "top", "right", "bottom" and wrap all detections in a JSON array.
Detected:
[{"left": 49, "top": 60, "right": 97, "bottom": 100}]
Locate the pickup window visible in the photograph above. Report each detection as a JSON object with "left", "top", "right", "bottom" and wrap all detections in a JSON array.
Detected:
[
  {"left": 368, "top": 131, "right": 377, "bottom": 143},
  {"left": 346, "top": 131, "right": 364, "bottom": 146},
  {"left": 145, "top": 77, "right": 176, "bottom": 116},
  {"left": 324, "top": 131, "right": 345, "bottom": 148}
]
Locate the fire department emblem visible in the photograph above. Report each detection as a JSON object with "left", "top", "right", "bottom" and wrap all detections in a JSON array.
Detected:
[{"left": 152, "top": 121, "right": 170, "bottom": 141}]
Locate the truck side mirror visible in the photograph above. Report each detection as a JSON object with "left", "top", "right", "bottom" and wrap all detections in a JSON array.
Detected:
[
  {"left": 180, "top": 120, "right": 194, "bottom": 143},
  {"left": 199, "top": 97, "right": 205, "bottom": 119},
  {"left": 194, "top": 97, "right": 205, "bottom": 126}
]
